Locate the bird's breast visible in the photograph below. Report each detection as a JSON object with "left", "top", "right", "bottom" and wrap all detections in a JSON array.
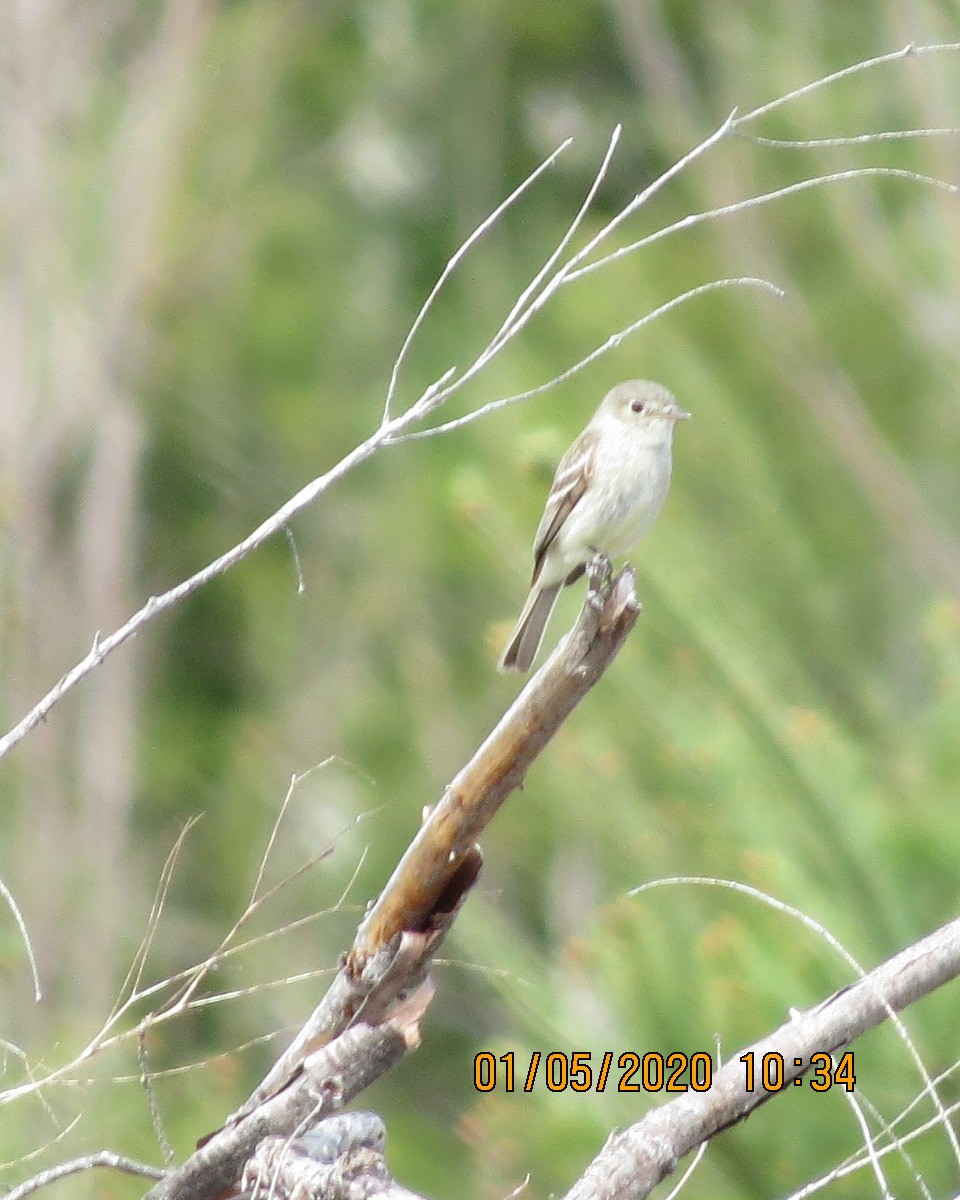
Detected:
[{"left": 558, "top": 439, "right": 672, "bottom": 561}]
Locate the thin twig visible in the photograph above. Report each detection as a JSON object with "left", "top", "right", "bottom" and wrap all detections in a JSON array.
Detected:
[
  {"left": 139, "top": 1029, "right": 175, "bottom": 1168},
  {"left": 0, "top": 424, "right": 398, "bottom": 760},
  {"left": 490, "top": 126, "right": 622, "bottom": 352},
  {"left": 5, "top": 1152, "right": 163, "bottom": 1200},
  {"left": 743, "top": 127, "right": 960, "bottom": 148},
  {"left": 383, "top": 121, "right": 634, "bottom": 418},
  {"left": 416, "top": 110, "right": 738, "bottom": 412},
  {"left": 843, "top": 1085, "right": 894, "bottom": 1200},
  {"left": 0, "top": 877, "right": 41, "bottom": 1001},
  {"left": 736, "top": 41, "right": 960, "bottom": 125},
  {"left": 127, "top": 816, "right": 202, "bottom": 1010},
  {"left": 786, "top": 1095, "right": 960, "bottom": 1198},
  {"left": 0, "top": 787, "right": 360, "bottom": 1110},
  {"left": 567, "top": 168, "right": 959, "bottom": 283},
  {"left": 389, "top": 278, "right": 785, "bottom": 444},
  {"left": 381, "top": 137, "right": 573, "bottom": 423},
  {"left": 0, "top": 1116, "right": 82, "bottom": 1174}
]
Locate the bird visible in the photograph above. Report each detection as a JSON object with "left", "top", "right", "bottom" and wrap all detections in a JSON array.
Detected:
[{"left": 498, "top": 379, "right": 689, "bottom": 672}]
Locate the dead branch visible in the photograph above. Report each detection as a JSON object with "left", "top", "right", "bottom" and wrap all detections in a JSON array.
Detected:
[
  {"left": 142, "top": 564, "right": 638, "bottom": 1200},
  {"left": 146, "top": 985, "right": 432, "bottom": 1200},
  {"left": 243, "top": 560, "right": 637, "bottom": 1113},
  {"left": 562, "top": 913, "right": 960, "bottom": 1200},
  {"left": 239, "top": 1113, "right": 426, "bottom": 1200},
  {"left": 354, "top": 559, "right": 639, "bottom": 960}
]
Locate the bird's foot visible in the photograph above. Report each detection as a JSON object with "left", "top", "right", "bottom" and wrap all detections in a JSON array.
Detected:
[
  {"left": 587, "top": 550, "right": 613, "bottom": 589},
  {"left": 586, "top": 551, "right": 613, "bottom": 612}
]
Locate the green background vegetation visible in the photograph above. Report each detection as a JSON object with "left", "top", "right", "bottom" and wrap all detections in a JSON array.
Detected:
[{"left": 2, "top": 1, "right": 959, "bottom": 1197}]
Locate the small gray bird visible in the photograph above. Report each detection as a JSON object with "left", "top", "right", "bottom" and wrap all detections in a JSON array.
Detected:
[{"left": 499, "top": 379, "right": 689, "bottom": 672}]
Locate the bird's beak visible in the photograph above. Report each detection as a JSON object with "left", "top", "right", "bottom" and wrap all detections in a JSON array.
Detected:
[{"left": 666, "top": 406, "right": 692, "bottom": 422}]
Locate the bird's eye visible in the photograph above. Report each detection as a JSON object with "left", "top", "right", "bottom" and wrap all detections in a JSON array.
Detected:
[{"left": 630, "top": 399, "right": 645, "bottom": 413}]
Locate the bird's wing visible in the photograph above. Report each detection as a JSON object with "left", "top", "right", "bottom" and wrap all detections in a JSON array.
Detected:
[{"left": 530, "top": 427, "right": 598, "bottom": 585}]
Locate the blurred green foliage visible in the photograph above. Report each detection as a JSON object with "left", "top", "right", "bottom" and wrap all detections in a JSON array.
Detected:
[{"left": 3, "top": 1, "right": 960, "bottom": 1197}]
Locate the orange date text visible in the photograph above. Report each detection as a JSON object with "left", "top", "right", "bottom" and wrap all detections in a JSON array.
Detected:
[{"left": 473, "top": 1051, "right": 713, "bottom": 1094}]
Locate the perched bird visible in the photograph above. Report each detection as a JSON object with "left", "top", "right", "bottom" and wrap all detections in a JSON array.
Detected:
[{"left": 499, "top": 379, "right": 689, "bottom": 672}]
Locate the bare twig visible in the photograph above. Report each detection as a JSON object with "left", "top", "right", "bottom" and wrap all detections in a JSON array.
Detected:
[
  {"left": 390, "top": 278, "right": 784, "bottom": 443},
  {"left": 139, "top": 1028, "right": 174, "bottom": 1168},
  {"left": 124, "top": 816, "right": 203, "bottom": 1015},
  {"left": 743, "top": 127, "right": 960, "bottom": 148},
  {"left": 0, "top": 1114, "right": 81, "bottom": 1174},
  {"left": 382, "top": 135, "right": 574, "bottom": 423},
  {"left": 0, "top": 774, "right": 354, "bottom": 1111},
  {"left": 0, "top": 421, "right": 400, "bottom": 761},
  {"left": 736, "top": 41, "right": 960, "bottom": 124},
  {"left": 4, "top": 1152, "right": 163, "bottom": 1200},
  {"left": 0, "top": 876, "right": 40, "bottom": 1001},
  {"left": 398, "top": 110, "right": 740, "bottom": 424},
  {"left": 843, "top": 1087, "right": 893, "bottom": 1200},
  {"left": 567, "top": 168, "right": 959, "bottom": 283},
  {"left": 489, "top": 126, "right": 622, "bottom": 352},
  {"left": 787, "top": 1090, "right": 960, "bottom": 1198}
]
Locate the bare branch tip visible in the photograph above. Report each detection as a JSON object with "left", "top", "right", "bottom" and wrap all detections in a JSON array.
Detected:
[
  {"left": 435, "top": 365, "right": 458, "bottom": 389},
  {"left": 417, "top": 367, "right": 458, "bottom": 411}
]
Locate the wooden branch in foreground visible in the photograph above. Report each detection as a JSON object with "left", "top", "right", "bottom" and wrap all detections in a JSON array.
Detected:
[
  {"left": 563, "top": 913, "right": 960, "bottom": 1200},
  {"left": 242, "top": 560, "right": 638, "bottom": 1115},
  {"left": 356, "top": 557, "right": 640, "bottom": 960},
  {"left": 145, "top": 985, "right": 432, "bottom": 1200},
  {"left": 148, "top": 562, "right": 639, "bottom": 1200}
]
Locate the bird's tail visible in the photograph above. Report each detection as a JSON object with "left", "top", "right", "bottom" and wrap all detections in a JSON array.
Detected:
[{"left": 498, "top": 582, "right": 562, "bottom": 673}]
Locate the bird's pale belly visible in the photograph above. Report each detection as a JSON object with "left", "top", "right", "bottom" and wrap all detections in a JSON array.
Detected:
[{"left": 547, "top": 455, "right": 671, "bottom": 578}]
